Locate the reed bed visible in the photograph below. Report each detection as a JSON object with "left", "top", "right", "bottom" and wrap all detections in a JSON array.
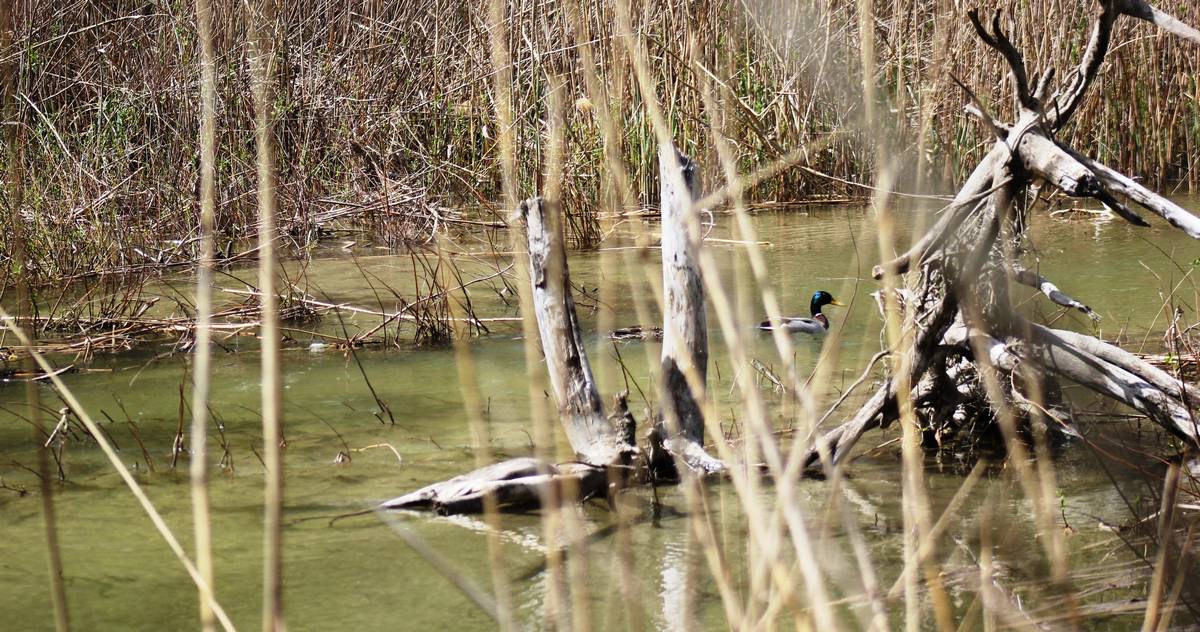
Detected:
[{"left": 3, "top": 1, "right": 1199, "bottom": 282}]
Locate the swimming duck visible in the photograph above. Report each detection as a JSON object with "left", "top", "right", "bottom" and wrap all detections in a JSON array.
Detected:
[{"left": 758, "top": 291, "right": 844, "bottom": 335}]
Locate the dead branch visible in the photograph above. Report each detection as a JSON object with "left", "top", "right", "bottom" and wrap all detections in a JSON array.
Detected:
[
  {"left": 1011, "top": 266, "right": 1099, "bottom": 321},
  {"left": 1120, "top": 0, "right": 1200, "bottom": 45},
  {"left": 968, "top": 9, "right": 1036, "bottom": 111},
  {"left": 1060, "top": 145, "right": 1200, "bottom": 238},
  {"left": 1028, "top": 327, "right": 1199, "bottom": 442},
  {"left": 873, "top": 150, "right": 1000, "bottom": 280}
]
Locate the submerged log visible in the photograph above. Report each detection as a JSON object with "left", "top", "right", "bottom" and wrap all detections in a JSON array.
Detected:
[
  {"left": 380, "top": 458, "right": 606, "bottom": 515},
  {"left": 609, "top": 325, "right": 663, "bottom": 341}
]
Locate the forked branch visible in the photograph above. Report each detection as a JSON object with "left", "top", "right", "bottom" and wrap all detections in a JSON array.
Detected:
[{"left": 968, "top": 9, "right": 1036, "bottom": 111}]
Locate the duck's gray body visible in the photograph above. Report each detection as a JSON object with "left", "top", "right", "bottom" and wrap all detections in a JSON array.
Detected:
[{"left": 758, "top": 313, "right": 829, "bottom": 335}]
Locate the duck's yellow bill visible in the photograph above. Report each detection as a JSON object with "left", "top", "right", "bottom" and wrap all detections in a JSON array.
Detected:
[{"left": 829, "top": 298, "right": 846, "bottom": 306}]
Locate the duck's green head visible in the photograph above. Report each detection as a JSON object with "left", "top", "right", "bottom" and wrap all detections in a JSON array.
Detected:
[{"left": 809, "top": 290, "right": 845, "bottom": 316}]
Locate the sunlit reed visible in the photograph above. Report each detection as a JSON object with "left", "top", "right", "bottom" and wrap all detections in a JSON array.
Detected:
[
  {"left": 190, "top": 0, "right": 219, "bottom": 629},
  {"left": 248, "top": 0, "right": 285, "bottom": 629}
]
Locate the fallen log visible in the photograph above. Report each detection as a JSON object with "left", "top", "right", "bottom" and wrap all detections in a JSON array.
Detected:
[
  {"left": 380, "top": 458, "right": 606, "bottom": 515},
  {"left": 809, "top": 1, "right": 1200, "bottom": 473}
]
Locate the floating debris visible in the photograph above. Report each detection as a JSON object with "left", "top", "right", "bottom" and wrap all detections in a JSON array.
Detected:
[{"left": 609, "top": 325, "right": 663, "bottom": 341}]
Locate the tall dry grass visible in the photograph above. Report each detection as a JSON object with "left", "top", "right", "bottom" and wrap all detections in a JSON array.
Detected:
[
  {"left": 3, "top": 1, "right": 1199, "bottom": 282},
  {"left": 188, "top": 0, "right": 218, "bottom": 629},
  {"left": 247, "top": 0, "right": 286, "bottom": 629}
]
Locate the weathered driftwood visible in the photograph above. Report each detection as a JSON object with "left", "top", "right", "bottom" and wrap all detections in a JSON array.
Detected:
[
  {"left": 522, "top": 197, "right": 633, "bottom": 465},
  {"left": 383, "top": 197, "right": 635, "bottom": 514},
  {"left": 809, "top": 1, "right": 1200, "bottom": 472},
  {"left": 653, "top": 146, "right": 725, "bottom": 475},
  {"left": 381, "top": 458, "right": 606, "bottom": 515}
]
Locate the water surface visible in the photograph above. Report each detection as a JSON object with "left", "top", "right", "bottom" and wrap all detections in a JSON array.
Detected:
[{"left": 1, "top": 202, "right": 1197, "bottom": 629}]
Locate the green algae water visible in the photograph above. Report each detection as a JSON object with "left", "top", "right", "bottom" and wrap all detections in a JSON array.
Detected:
[{"left": 1, "top": 204, "right": 1197, "bottom": 630}]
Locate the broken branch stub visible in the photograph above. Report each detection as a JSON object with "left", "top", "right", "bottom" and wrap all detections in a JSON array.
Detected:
[{"left": 1012, "top": 267, "right": 1099, "bottom": 321}]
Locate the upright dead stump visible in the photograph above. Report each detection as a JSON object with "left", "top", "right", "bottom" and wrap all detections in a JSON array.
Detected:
[
  {"left": 383, "top": 197, "right": 634, "bottom": 514},
  {"left": 523, "top": 196, "right": 632, "bottom": 466},
  {"left": 650, "top": 145, "right": 725, "bottom": 476}
]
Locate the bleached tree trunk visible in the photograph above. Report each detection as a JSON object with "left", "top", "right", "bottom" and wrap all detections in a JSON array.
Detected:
[
  {"left": 521, "top": 196, "right": 631, "bottom": 466},
  {"left": 659, "top": 146, "right": 707, "bottom": 444},
  {"left": 383, "top": 197, "right": 634, "bottom": 514},
  {"left": 652, "top": 146, "right": 724, "bottom": 475}
]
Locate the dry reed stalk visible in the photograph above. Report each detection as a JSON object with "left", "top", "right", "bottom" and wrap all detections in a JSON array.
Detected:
[
  {"left": 441, "top": 233, "right": 516, "bottom": 632},
  {"left": 486, "top": 1, "right": 574, "bottom": 627},
  {"left": 702, "top": 72, "right": 900, "bottom": 628},
  {"left": 859, "top": 3, "right": 934, "bottom": 628},
  {"left": 9, "top": 92, "right": 71, "bottom": 632},
  {"left": 190, "top": 0, "right": 219, "bottom": 629},
  {"left": 2, "top": 2, "right": 70, "bottom": 626},
  {"left": 541, "top": 76, "right": 601, "bottom": 632},
  {"left": 248, "top": 0, "right": 285, "bottom": 628},
  {"left": 1142, "top": 463, "right": 1182, "bottom": 631},
  {"left": 608, "top": 4, "right": 751, "bottom": 627},
  {"left": 562, "top": 34, "right": 648, "bottom": 624},
  {"left": 695, "top": 97, "right": 853, "bottom": 629}
]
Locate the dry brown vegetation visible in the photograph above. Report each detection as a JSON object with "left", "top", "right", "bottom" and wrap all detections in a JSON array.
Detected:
[{"left": 3, "top": 1, "right": 1200, "bottom": 281}]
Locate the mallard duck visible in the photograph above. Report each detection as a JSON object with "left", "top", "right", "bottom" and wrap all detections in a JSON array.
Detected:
[{"left": 758, "top": 290, "right": 845, "bottom": 335}]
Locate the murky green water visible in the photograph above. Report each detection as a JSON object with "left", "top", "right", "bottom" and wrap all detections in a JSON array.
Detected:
[{"left": 1, "top": 203, "right": 1197, "bottom": 630}]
